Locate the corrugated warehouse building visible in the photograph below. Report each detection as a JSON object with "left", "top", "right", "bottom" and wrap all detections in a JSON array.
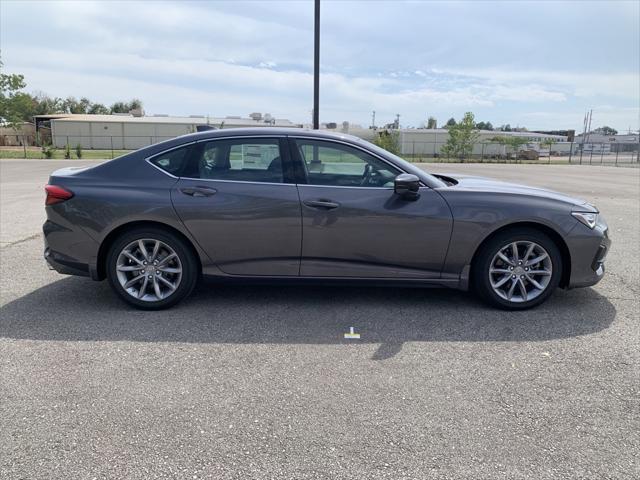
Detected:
[
  {"left": 45, "top": 114, "right": 302, "bottom": 149},
  {"left": 397, "top": 129, "right": 570, "bottom": 156}
]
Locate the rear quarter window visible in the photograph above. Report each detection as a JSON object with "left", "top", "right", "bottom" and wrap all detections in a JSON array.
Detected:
[{"left": 149, "top": 146, "right": 190, "bottom": 176}]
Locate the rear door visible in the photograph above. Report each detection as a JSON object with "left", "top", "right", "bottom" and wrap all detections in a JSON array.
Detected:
[
  {"left": 290, "top": 137, "right": 452, "bottom": 278},
  {"left": 169, "top": 136, "right": 302, "bottom": 276}
]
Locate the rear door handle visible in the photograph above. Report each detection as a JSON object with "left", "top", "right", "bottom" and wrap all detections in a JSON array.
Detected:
[
  {"left": 303, "top": 199, "right": 340, "bottom": 210},
  {"left": 180, "top": 186, "right": 218, "bottom": 197}
]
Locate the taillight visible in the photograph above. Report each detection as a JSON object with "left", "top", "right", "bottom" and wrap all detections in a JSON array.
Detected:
[{"left": 45, "top": 184, "right": 74, "bottom": 205}]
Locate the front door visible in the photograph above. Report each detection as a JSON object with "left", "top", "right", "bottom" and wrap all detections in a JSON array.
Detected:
[
  {"left": 171, "top": 137, "right": 301, "bottom": 276},
  {"left": 291, "top": 138, "right": 452, "bottom": 278}
]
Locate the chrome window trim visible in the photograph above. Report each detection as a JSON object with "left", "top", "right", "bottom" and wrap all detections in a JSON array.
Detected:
[
  {"left": 194, "top": 135, "right": 285, "bottom": 144},
  {"left": 298, "top": 184, "right": 396, "bottom": 191},
  {"left": 178, "top": 176, "right": 296, "bottom": 187},
  {"left": 144, "top": 134, "right": 428, "bottom": 188}
]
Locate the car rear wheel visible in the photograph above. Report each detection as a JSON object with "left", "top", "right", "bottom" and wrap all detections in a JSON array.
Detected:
[
  {"left": 106, "top": 227, "right": 198, "bottom": 310},
  {"left": 473, "top": 228, "right": 562, "bottom": 310}
]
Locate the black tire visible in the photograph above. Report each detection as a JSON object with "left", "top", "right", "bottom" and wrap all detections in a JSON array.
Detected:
[
  {"left": 106, "top": 227, "right": 198, "bottom": 310},
  {"left": 472, "top": 227, "right": 563, "bottom": 310}
]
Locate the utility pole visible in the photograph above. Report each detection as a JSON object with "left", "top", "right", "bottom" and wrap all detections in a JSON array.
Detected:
[
  {"left": 313, "top": 0, "right": 320, "bottom": 130},
  {"left": 395, "top": 113, "right": 400, "bottom": 129},
  {"left": 371, "top": 110, "right": 376, "bottom": 129}
]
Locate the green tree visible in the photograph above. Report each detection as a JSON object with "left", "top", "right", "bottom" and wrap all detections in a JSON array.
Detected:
[
  {"left": 441, "top": 112, "right": 480, "bottom": 161},
  {"left": 444, "top": 117, "right": 457, "bottom": 129},
  {"left": 32, "top": 93, "right": 64, "bottom": 115},
  {"left": 426, "top": 116, "right": 437, "bottom": 129},
  {"left": 128, "top": 98, "right": 143, "bottom": 111},
  {"left": 88, "top": 103, "right": 110, "bottom": 114},
  {"left": 0, "top": 65, "right": 35, "bottom": 126},
  {"left": 594, "top": 126, "right": 617, "bottom": 136},
  {"left": 373, "top": 129, "right": 400, "bottom": 155},
  {"left": 499, "top": 124, "right": 512, "bottom": 132},
  {"left": 62, "top": 96, "right": 89, "bottom": 114},
  {"left": 476, "top": 121, "right": 493, "bottom": 131},
  {"left": 1, "top": 66, "right": 144, "bottom": 123},
  {"left": 110, "top": 101, "right": 129, "bottom": 113},
  {"left": 111, "top": 99, "right": 143, "bottom": 114}
]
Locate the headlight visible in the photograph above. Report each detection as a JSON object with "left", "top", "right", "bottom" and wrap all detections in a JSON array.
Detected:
[{"left": 572, "top": 211, "right": 598, "bottom": 229}]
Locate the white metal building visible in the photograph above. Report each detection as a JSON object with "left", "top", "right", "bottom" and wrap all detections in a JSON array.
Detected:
[
  {"left": 47, "top": 114, "right": 302, "bottom": 149},
  {"left": 396, "top": 129, "right": 570, "bottom": 156}
]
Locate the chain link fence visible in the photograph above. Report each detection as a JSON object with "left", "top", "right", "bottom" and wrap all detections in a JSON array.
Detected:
[
  {"left": 399, "top": 141, "right": 639, "bottom": 166},
  {"left": 1, "top": 134, "right": 639, "bottom": 166}
]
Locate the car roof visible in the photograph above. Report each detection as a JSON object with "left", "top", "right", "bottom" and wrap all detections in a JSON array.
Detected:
[{"left": 177, "top": 127, "right": 368, "bottom": 144}]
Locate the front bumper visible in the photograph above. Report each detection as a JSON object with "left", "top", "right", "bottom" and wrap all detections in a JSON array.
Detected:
[{"left": 566, "top": 217, "right": 611, "bottom": 289}]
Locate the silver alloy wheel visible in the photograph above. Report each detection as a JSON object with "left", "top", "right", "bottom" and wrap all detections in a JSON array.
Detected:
[
  {"left": 115, "top": 238, "right": 183, "bottom": 302},
  {"left": 489, "top": 240, "right": 553, "bottom": 303}
]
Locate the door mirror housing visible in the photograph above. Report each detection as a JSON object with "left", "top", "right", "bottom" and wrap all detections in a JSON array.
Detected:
[{"left": 394, "top": 173, "right": 420, "bottom": 200}]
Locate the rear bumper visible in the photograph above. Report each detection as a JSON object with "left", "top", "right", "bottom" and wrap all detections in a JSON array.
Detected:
[
  {"left": 44, "top": 246, "right": 90, "bottom": 277},
  {"left": 43, "top": 217, "right": 99, "bottom": 279}
]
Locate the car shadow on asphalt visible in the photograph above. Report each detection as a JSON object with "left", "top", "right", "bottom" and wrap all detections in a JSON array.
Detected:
[{"left": 0, "top": 277, "right": 616, "bottom": 360}]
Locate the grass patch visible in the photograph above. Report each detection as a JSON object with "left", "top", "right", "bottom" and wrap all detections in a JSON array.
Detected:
[{"left": 0, "top": 149, "right": 131, "bottom": 160}]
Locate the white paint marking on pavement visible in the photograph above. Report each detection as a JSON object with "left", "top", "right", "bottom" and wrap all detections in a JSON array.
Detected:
[{"left": 344, "top": 327, "right": 360, "bottom": 339}]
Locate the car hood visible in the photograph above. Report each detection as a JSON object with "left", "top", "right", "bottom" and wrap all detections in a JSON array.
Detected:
[{"left": 435, "top": 173, "right": 597, "bottom": 211}]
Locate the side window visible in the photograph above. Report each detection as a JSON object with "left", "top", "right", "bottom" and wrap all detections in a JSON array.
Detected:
[
  {"left": 192, "top": 139, "right": 284, "bottom": 183},
  {"left": 295, "top": 139, "right": 400, "bottom": 188},
  {"left": 149, "top": 146, "right": 190, "bottom": 176}
]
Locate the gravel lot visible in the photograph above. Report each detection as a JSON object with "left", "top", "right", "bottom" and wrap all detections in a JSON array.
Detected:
[{"left": 1, "top": 159, "right": 638, "bottom": 479}]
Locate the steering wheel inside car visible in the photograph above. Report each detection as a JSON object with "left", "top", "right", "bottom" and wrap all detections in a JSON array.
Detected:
[{"left": 361, "top": 163, "right": 374, "bottom": 186}]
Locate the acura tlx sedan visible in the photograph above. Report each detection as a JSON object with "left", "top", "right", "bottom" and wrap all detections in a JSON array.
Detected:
[{"left": 43, "top": 128, "right": 610, "bottom": 310}]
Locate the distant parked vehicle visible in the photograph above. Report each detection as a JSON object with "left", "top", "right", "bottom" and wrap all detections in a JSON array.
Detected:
[
  {"left": 44, "top": 128, "right": 610, "bottom": 310},
  {"left": 518, "top": 149, "right": 540, "bottom": 160}
]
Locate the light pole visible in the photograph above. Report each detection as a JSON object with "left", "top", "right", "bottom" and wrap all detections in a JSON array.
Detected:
[{"left": 313, "top": 0, "right": 320, "bottom": 129}]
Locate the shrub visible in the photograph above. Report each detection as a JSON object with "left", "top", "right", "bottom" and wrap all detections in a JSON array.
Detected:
[
  {"left": 64, "top": 143, "right": 71, "bottom": 159},
  {"left": 373, "top": 129, "right": 400, "bottom": 155},
  {"left": 75, "top": 143, "right": 83, "bottom": 159},
  {"left": 42, "top": 143, "right": 56, "bottom": 159}
]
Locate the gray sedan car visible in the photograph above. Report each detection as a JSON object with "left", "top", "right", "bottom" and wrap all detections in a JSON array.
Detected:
[{"left": 43, "top": 128, "right": 610, "bottom": 310}]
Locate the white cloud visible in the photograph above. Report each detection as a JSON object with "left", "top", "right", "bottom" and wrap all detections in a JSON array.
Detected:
[
  {"left": 440, "top": 67, "right": 639, "bottom": 101},
  {"left": 1, "top": 0, "right": 638, "bottom": 130}
]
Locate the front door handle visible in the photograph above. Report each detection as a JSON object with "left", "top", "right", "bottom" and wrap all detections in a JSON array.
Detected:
[
  {"left": 303, "top": 199, "right": 340, "bottom": 210},
  {"left": 180, "top": 186, "right": 218, "bottom": 197}
]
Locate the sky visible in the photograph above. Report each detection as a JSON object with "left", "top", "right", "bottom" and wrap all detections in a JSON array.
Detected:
[{"left": 1, "top": 0, "right": 639, "bottom": 132}]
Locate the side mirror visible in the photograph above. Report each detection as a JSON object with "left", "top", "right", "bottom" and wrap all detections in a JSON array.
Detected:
[{"left": 394, "top": 173, "right": 420, "bottom": 200}]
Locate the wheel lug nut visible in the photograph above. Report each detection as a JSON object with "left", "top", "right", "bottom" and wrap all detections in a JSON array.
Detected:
[
  {"left": 510, "top": 267, "right": 514, "bottom": 270},
  {"left": 520, "top": 275, "right": 525, "bottom": 279},
  {"left": 525, "top": 267, "right": 529, "bottom": 271},
  {"left": 512, "top": 275, "right": 516, "bottom": 279}
]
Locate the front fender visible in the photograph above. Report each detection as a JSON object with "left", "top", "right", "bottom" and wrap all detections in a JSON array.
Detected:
[{"left": 438, "top": 190, "right": 577, "bottom": 280}]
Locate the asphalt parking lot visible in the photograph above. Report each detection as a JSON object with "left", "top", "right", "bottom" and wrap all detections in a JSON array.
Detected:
[{"left": 1, "top": 159, "right": 638, "bottom": 479}]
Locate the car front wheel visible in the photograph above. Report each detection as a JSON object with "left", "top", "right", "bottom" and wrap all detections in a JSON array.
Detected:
[
  {"left": 106, "top": 227, "right": 198, "bottom": 310},
  {"left": 473, "top": 228, "right": 562, "bottom": 310}
]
